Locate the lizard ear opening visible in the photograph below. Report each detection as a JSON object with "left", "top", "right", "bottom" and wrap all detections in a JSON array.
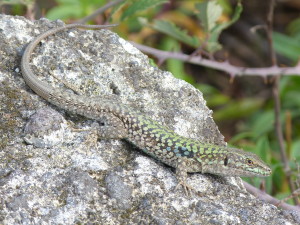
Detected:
[{"left": 224, "top": 156, "right": 228, "bottom": 166}]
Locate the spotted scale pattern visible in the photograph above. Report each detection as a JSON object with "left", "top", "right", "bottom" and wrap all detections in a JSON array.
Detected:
[{"left": 119, "top": 112, "right": 271, "bottom": 177}]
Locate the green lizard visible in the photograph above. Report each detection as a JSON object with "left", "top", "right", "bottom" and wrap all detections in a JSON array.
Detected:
[{"left": 21, "top": 23, "right": 271, "bottom": 193}]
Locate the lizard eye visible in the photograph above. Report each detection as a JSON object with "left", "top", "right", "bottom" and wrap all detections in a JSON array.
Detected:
[
  {"left": 246, "top": 158, "right": 254, "bottom": 165},
  {"left": 224, "top": 156, "right": 228, "bottom": 166}
]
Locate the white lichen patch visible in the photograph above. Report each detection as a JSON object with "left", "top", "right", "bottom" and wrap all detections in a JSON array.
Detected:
[
  {"left": 0, "top": 16, "right": 32, "bottom": 40},
  {"left": 70, "top": 153, "right": 109, "bottom": 171},
  {"left": 171, "top": 198, "right": 196, "bottom": 211},
  {"left": 173, "top": 117, "right": 192, "bottom": 137},
  {"left": 119, "top": 37, "right": 140, "bottom": 55},
  {"left": 161, "top": 72, "right": 184, "bottom": 91}
]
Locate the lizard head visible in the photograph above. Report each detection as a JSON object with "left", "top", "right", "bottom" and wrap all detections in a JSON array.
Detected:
[{"left": 196, "top": 146, "right": 272, "bottom": 177}]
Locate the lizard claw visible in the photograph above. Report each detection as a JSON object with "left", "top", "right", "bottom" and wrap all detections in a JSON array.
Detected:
[{"left": 175, "top": 180, "right": 194, "bottom": 196}]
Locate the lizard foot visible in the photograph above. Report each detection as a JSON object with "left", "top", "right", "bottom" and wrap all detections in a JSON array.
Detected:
[
  {"left": 175, "top": 159, "right": 195, "bottom": 196},
  {"left": 175, "top": 180, "right": 194, "bottom": 196},
  {"left": 69, "top": 122, "right": 99, "bottom": 150}
]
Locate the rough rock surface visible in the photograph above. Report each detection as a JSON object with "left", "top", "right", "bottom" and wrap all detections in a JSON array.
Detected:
[{"left": 0, "top": 14, "right": 299, "bottom": 224}]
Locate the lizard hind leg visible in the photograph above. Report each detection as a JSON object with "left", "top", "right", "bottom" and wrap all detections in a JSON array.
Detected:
[
  {"left": 70, "top": 112, "right": 127, "bottom": 151},
  {"left": 96, "top": 112, "right": 128, "bottom": 139}
]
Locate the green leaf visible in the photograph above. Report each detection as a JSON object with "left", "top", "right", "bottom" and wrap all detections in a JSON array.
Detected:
[
  {"left": 211, "top": 1, "right": 242, "bottom": 34},
  {"left": 195, "top": 83, "right": 218, "bottom": 94},
  {"left": 280, "top": 76, "right": 300, "bottom": 97},
  {"left": 229, "top": 131, "right": 253, "bottom": 143},
  {"left": 152, "top": 20, "right": 200, "bottom": 47},
  {"left": 210, "top": 1, "right": 242, "bottom": 40},
  {"left": 254, "top": 136, "right": 270, "bottom": 162},
  {"left": 273, "top": 32, "right": 300, "bottom": 62},
  {"left": 55, "top": 0, "right": 79, "bottom": 4},
  {"left": 196, "top": 83, "right": 230, "bottom": 107},
  {"left": 206, "top": 94, "right": 230, "bottom": 107},
  {"left": 121, "top": 0, "right": 168, "bottom": 21},
  {"left": 213, "top": 98, "right": 263, "bottom": 121},
  {"left": 287, "top": 17, "right": 300, "bottom": 36},
  {"left": 217, "top": 0, "right": 233, "bottom": 14},
  {"left": 291, "top": 139, "right": 300, "bottom": 160},
  {"left": 46, "top": 4, "right": 82, "bottom": 20},
  {"left": 162, "top": 38, "right": 194, "bottom": 83},
  {"left": 0, "top": 0, "right": 34, "bottom": 6},
  {"left": 111, "top": 0, "right": 129, "bottom": 17},
  {"left": 196, "top": 0, "right": 222, "bottom": 33},
  {"left": 195, "top": 0, "right": 242, "bottom": 52},
  {"left": 250, "top": 111, "right": 275, "bottom": 139},
  {"left": 46, "top": 0, "right": 106, "bottom": 20},
  {"left": 208, "top": 1, "right": 242, "bottom": 52},
  {"left": 283, "top": 91, "right": 300, "bottom": 108},
  {"left": 205, "top": 41, "right": 222, "bottom": 52}
]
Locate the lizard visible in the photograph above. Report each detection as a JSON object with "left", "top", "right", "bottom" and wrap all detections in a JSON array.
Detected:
[{"left": 21, "top": 23, "right": 272, "bottom": 194}]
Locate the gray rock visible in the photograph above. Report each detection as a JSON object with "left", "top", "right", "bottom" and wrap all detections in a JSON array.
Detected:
[
  {"left": 23, "top": 107, "right": 69, "bottom": 148},
  {"left": 105, "top": 171, "right": 133, "bottom": 210},
  {"left": 0, "top": 14, "right": 298, "bottom": 224}
]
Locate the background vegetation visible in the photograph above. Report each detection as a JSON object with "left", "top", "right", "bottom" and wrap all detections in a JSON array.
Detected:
[{"left": 1, "top": 0, "right": 300, "bottom": 206}]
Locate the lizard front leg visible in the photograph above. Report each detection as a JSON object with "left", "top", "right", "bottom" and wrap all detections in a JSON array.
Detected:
[{"left": 174, "top": 158, "right": 196, "bottom": 196}]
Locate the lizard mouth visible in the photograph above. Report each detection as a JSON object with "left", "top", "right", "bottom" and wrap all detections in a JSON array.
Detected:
[
  {"left": 202, "top": 164, "right": 272, "bottom": 177},
  {"left": 231, "top": 166, "right": 272, "bottom": 177}
]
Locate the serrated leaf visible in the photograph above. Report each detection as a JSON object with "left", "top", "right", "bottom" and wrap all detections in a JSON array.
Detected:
[
  {"left": 195, "top": 0, "right": 242, "bottom": 53},
  {"left": 152, "top": 20, "right": 200, "bottom": 47},
  {"left": 196, "top": 0, "right": 222, "bottom": 32},
  {"left": 211, "top": 1, "right": 242, "bottom": 37},
  {"left": 121, "top": 0, "right": 168, "bottom": 21}
]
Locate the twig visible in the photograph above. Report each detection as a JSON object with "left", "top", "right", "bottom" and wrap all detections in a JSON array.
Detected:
[
  {"left": 132, "top": 42, "right": 300, "bottom": 76},
  {"left": 285, "top": 111, "right": 292, "bottom": 159},
  {"left": 243, "top": 181, "right": 300, "bottom": 213},
  {"left": 266, "top": 0, "right": 299, "bottom": 205},
  {"left": 75, "top": 0, "right": 124, "bottom": 24},
  {"left": 277, "top": 188, "right": 300, "bottom": 207}
]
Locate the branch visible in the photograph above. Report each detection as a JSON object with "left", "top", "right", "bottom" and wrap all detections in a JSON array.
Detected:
[
  {"left": 243, "top": 181, "right": 300, "bottom": 213},
  {"left": 75, "top": 0, "right": 124, "bottom": 24},
  {"left": 132, "top": 42, "right": 300, "bottom": 76},
  {"left": 266, "top": 0, "right": 299, "bottom": 205}
]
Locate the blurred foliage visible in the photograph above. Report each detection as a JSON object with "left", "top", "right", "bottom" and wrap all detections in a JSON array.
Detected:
[
  {"left": 273, "top": 17, "right": 300, "bottom": 63},
  {"left": 0, "top": 0, "right": 33, "bottom": 6},
  {"left": 2, "top": 0, "right": 300, "bottom": 204},
  {"left": 46, "top": 0, "right": 106, "bottom": 20}
]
